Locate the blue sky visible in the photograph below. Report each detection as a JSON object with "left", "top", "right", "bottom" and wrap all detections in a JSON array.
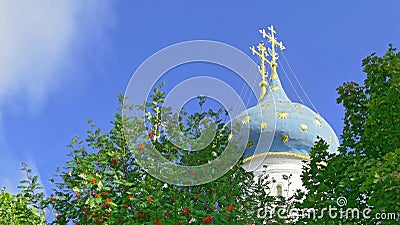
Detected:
[{"left": 0, "top": 1, "right": 399, "bottom": 193}]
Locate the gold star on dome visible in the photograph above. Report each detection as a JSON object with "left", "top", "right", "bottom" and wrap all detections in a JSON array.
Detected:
[
  {"left": 278, "top": 112, "right": 288, "bottom": 119},
  {"left": 314, "top": 118, "right": 322, "bottom": 127},
  {"left": 281, "top": 134, "right": 289, "bottom": 143},
  {"left": 242, "top": 116, "right": 250, "bottom": 124},
  {"left": 293, "top": 103, "right": 303, "bottom": 109},
  {"left": 247, "top": 140, "right": 254, "bottom": 147},
  {"left": 300, "top": 124, "right": 308, "bottom": 131},
  {"left": 260, "top": 122, "right": 268, "bottom": 130}
]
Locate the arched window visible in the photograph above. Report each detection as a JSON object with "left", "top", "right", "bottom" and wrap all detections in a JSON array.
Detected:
[{"left": 276, "top": 184, "right": 283, "bottom": 197}]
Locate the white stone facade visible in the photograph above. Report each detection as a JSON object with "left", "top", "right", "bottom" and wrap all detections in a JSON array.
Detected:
[{"left": 242, "top": 153, "right": 308, "bottom": 198}]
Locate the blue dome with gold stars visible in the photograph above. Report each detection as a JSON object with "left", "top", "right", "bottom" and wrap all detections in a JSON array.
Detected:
[
  {"left": 240, "top": 73, "right": 339, "bottom": 161},
  {"left": 239, "top": 25, "right": 339, "bottom": 162}
]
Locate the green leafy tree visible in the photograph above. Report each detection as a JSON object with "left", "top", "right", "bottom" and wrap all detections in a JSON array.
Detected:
[
  {"left": 49, "top": 94, "right": 165, "bottom": 224},
  {"left": 49, "top": 85, "right": 281, "bottom": 224},
  {"left": 0, "top": 163, "right": 47, "bottom": 224},
  {"left": 245, "top": 165, "right": 295, "bottom": 224},
  {"left": 336, "top": 44, "right": 400, "bottom": 224},
  {"left": 295, "top": 45, "right": 400, "bottom": 225},
  {"left": 294, "top": 138, "right": 345, "bottom": 224}
]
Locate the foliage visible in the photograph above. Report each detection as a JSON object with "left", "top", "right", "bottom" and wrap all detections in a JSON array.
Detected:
[
  {"left": 5, "top": 46, "right": 398, "bottom": 224},
  {"left": 247, "top": 165, "right": 294, "bottom": 224},
  {"left": 295, "top": 45, "right": 400, "bottom": 224},
  {"left": 0, "top": 163, "right": 47, "bottom": 224},
  {"left": 47, "top": 85, "right": 279, "bottom": 224},
  {"left": 336, "top": 44, "right": 400, "bottom": 224}
]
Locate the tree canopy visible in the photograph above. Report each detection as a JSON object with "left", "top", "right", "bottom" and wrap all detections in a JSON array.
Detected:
[
  {"left": 0, "top": 45, "right": 399, "bottom": 224},
  {"left": 295, "top": 45, "right": 400, "bottom": 224}
]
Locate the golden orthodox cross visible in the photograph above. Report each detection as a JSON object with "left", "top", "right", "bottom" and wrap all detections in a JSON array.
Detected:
[
  {"left": 250, "top": 41, "right": 270, "bottom": 82},
  {"left": 250, "top": 25, "right": 286, "bottom": 101},
  {"left": 259, "top": 25, "right": 285, "bottom": 68}
]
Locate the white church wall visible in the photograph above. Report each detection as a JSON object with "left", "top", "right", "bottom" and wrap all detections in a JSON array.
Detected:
[{"left": 242, "top": 154, "right": 308, "bottom": 198}]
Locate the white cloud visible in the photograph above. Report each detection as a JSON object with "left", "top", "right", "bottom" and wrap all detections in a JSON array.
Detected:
[
  {"left": 0, "top": 0, "right": 114, "bottom": 192},
  {"left": 0, "top": 1, "right": 76, "bottom": 110},
  {"left": 0, "top": 0, "right": 114, "bottom": 111}
]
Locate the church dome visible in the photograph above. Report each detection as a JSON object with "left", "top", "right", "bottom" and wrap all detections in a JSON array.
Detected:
[
  {"left": 238, "top": 26, "right": 339, "bottom": 163},
  {"left": 239, "top": 73, "right": 339, "bottom": 162}
]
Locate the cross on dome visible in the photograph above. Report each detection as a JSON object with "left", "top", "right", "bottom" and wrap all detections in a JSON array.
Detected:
[
  {"left": 241, "top": 27, "right": 340, "bottom": 194},
  {"left": 260, "top": 25, "right": 285, "bottom": 67},
  {"left": 250, "top": 25, "right": 286, "bottom": 101}
]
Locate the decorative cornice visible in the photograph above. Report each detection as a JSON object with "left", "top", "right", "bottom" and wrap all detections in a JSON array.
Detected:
[{"left": 242, "top": 151, "right": 310, "bottom": 163}]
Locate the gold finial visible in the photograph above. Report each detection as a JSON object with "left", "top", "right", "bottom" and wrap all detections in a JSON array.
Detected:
[{"left": 250, "top": 25, "right": 285, "bottom": 101}]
